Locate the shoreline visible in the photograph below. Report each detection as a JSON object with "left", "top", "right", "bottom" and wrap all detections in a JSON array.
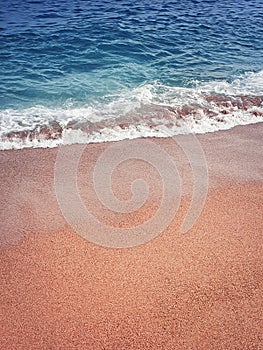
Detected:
[
  {"left": 0, "top": 123, "right": 262, "bottom": 349},
  {"left": 1, "top": 119, "right": 263, "bottom": 152}
]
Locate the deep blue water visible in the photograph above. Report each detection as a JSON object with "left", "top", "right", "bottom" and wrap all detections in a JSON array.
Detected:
[
  {"left": 1, "top": 0, "right": 263, "bottom": 109},
  {"left": 0, "top": 0, "right": 263, "bottom": 148}
]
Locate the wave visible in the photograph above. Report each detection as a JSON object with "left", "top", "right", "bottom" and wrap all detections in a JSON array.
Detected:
[{"left": 1, "top": 71, "right": 263, "bottom": 150}]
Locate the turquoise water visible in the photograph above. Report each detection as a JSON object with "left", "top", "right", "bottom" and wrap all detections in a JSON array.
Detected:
[{"left": 0, "top": 0, "right": 263, "bottom": 148}]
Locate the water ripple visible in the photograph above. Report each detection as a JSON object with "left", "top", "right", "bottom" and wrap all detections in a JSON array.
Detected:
[{"left": 0, "top": 0, "right": 262, "bottom": 111}]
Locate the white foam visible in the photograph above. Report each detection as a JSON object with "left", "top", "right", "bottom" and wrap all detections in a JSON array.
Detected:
[
  {"left": 0, "top": 70, "right": 262, "bottom": 150},
  {"left": 197, "top": 70, "right": 263, "bottom": 96}
]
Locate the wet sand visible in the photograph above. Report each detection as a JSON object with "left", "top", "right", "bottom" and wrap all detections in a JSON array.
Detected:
[{"left": 0, "top": 124, "right": 262, "bottom": 349}]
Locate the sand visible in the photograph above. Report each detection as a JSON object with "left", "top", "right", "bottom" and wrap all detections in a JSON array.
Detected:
[{"left": 0, "top": 123, "right": 262, "bottom": 349}]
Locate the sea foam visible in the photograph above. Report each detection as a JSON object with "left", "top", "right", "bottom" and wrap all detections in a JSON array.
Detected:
[{"left": 0, "top": 71, "right": 263, "bottom": 150}]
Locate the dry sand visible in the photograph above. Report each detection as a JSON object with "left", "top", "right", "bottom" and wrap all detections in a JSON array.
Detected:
[{"left": 0, "top": 123, "right": 262, "bottom": 349}]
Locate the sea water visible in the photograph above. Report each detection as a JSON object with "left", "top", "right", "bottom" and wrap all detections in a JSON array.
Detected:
[{"left": 0, "top": 0, "right": 263, "bottom": 149}]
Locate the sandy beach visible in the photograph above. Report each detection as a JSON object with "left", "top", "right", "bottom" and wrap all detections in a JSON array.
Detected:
[{"left": 0, "top": 123, "right": 262, "bottom": 349}]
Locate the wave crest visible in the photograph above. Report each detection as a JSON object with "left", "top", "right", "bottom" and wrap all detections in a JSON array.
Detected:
[{"left": 1, "top": 71, "right": 263, "bottom": 150}]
